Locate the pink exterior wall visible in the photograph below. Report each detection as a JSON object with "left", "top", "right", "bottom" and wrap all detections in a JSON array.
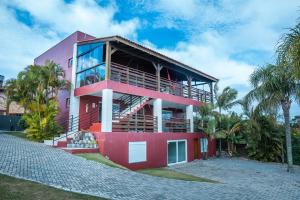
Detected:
[
  {"left": 75, "top": 80, "right": 202, "bottom": 106},
  {"left": 34, "top": 31, "right": 95, "bottom": 125},
  {"left": 94, "top": 132, "right": 216, "bottom": 170}
]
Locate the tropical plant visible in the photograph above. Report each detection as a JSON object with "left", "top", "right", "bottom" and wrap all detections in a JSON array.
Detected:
[
  {"left": 23, "top": 100, "right": 61, "bottom": 141},
  {"left": 5, "top": 61, "right": 68, "bottom": 141},
  {"left": 246, "top": 115, "right": 284, "bottom": 162},
  {"left": 247, "top": 64, "right": 300, "bottom": 171},
  {"left": 198, "top": 103, "right": 216, "bottom": 136},
  {"left": 214, "top": 83, "right": 238, "bottom": 154},
  {"left": 277, "top": 21, "right": 300, "bottom": 79}
]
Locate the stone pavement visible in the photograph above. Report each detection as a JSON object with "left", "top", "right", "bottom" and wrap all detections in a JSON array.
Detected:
[{"left": 1, "top": 134, "right": 300, "bottom": 200}]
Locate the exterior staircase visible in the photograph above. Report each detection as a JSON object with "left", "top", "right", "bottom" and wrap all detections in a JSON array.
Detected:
[
  {"left": 114, "top": 95, "right": 151, "bottom": 121},
  {"left": 43, "top": 108, "right": 99, "bottom": 154}
]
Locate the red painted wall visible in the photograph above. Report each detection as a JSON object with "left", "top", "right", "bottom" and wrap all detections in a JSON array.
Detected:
[
  {"left": 94, "top": 132, "right": 216, "bottom": 170},
  {"left": 79, "top": 95, "right": 101, "bottom": 130},
  {"left": 34, "top": 31, "right": 95, "bottom": 127}
]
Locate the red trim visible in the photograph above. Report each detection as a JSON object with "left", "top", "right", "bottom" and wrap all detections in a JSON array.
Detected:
[{"left": 75, "top": 80, "right": 203, "bottom": 106}]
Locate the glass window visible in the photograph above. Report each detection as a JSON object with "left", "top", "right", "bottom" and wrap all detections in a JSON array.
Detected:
[
  {"left": 162, "top": 110, "right": 172, "bottom": 120},
  {"left": 77, "top": 43, "right": 104, "bottom": 72},
  {"left": 77, "top": 42, "right": 103, "bottom": 55},
  {"left": 68, "top": 58, "right": 73, "bottom": 68},
  {"left": 178, "top": 141, "right": 186, "bottom": 162},
  {"left": 167, "top": 140, "right": 187, "bottom": 165},
  {"left": 168, "top": 142, "right": 177, "bottom": 164},
  {"left": 95, "top": 64, "right": 106, "bottom": 82},
  {"left": 200, "top": 138, "right": 208, "bottom": 153},
  {"left": 85, "top": 68, "right": 96, "bottom": 85}
]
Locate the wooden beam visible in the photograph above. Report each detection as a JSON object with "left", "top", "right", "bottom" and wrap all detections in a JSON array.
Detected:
[
  {"left": 209, "top": 82, "right": 213, "bottom": 103},
  {"left": 105, "top": 41, "right": 111, "bottom": 80},
  {"left": 187, "top": 76, "right": 193, "bottom": 98},
  {"left": 152, "top": 62, "right": 163, "bottom": 92},
  {"left": 111, "top": 48, "right": 117, "bottom": 55}
]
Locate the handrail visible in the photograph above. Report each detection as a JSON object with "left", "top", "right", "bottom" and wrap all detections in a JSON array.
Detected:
[
  {"left": 110, "top": 62, "right": 212, "bottom": 103},
  {"left": 52, "top": 108, "right": 99, "bottom": 144}
]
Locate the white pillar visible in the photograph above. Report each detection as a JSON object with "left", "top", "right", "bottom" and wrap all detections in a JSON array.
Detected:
[
  {"left": 153, "top": 99, "right": 162, "bottom": 132},
  {"left": 101, "top": 89, "right": 113, "bottom": 132},
  {"left": 186, "top": 105, "right": 194, "bottom": 133},
  {"left": 69, "top": 43, "right": 80, "bottom": 131}
]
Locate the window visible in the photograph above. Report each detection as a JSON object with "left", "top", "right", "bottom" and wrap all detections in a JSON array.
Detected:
[
  {"left": 128, "top": 142, "right": 147, "bottom": 163},
  {"left": 112, "top": 103, "right": 120, "bottom": 116},
  {"left": 76, "top": 42, "right": 106, "bottom": 88},
  {"left": 66, "top": 98, "right": 70, "bottom": 108},
  {"left": 167, "top": 140, "right": 187, "bottom": 165},
  {"left": 162, "top": 110, "right": 172, "bottom": 120},
  {"left": 68, "top": 58, "right": 73, "bottom": 68},
  {"left": 200, "top": 138, "right": 208, "bottom": 153}
]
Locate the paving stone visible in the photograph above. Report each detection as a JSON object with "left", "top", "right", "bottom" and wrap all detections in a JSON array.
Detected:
[{"left": 0, "top": 134, "right": 300, "bottom": 200}]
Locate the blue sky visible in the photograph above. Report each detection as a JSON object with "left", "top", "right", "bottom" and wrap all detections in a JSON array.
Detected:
[{"left": 0, "top": 0, "right": 299, "bottom": 117}]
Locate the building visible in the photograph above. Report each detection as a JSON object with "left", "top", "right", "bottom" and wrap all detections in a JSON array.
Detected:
[
  {"left": 0, "top": 75, "right": 24, "bottom": 116},
  {"left": 36, "top": 31, "right": 218, "bottom": 170}
]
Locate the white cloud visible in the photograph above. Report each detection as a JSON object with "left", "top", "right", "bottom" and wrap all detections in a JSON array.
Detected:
[
  {"left": 140, "top": 0, "right": 299, "bottom": 91},
  {"left": 157, "top": 39, "right": 255, "bottom": 88},
  {"left": 6, "top": 0, "right": 140, "bottom": 38},
  {"left": 0, "top": 0, "right": 140, "bottom": 80}
]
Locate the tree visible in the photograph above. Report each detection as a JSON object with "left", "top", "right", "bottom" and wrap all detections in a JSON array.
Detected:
[
  {"left": 247, "top": 64, "right": 300, "bottom": 172},
  {"left": 214, "top": 83, "right": 238, "bottom": 155},
  {"left": 277, "top": 21, "right": 300, "bottom": 79},
  {"left": 5, "top": 61, "right": 68, "bottom": 141},
  {"left": 198, "top": 103, "right": 215, "bottom": 133}
]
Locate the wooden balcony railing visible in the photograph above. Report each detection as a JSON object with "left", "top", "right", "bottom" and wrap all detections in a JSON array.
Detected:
[
  {"left": 112, "top": 113, "right": 157, "bottom": 132},
  {"left": 110, "top": 62, "right": 212, "bottom": 103},
  {"left": 162, "top": 118, "right": 190, "bottom": 133}
]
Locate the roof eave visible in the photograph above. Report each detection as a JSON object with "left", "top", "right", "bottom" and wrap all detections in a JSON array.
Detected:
[{"left": 78, "top": 36, "right": 218, "bottom": 82}]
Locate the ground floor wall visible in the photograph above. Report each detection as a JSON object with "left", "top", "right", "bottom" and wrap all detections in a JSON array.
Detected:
[{"left": 94, "top": 132, "right": 216, "bottom": 170}]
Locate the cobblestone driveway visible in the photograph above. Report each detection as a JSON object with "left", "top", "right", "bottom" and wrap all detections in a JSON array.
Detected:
[{"left": 1, "top": 134, "right": 300, "bottom": 200}]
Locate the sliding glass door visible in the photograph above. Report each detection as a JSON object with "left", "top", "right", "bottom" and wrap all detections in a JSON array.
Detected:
[{"left": 167, "top": 140, "right": 187, "bottom": 165}]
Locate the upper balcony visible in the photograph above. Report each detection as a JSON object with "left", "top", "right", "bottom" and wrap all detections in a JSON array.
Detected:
[{"left": 75, "top": 36, "right": 217, "bottom": 104}]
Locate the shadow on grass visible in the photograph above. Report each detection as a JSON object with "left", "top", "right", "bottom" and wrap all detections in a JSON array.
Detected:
[{"left": 0, "top": 173, "right": 106, "bottom": 200}]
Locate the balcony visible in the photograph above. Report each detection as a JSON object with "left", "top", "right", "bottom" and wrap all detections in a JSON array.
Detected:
[{"left": 110, "top": 62, "right": 212, "bottom": 103}]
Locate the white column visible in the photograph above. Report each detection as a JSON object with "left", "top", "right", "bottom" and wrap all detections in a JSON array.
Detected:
[
  {"left": 186, "top": 105, "right": 194, "bottom": 133},
  {"left": 153, "top": 99, "right": 162, "bottom": 132},
  {"left": 101, "top": 89, "right": 113, "bottom": 132},
  {"left": 69, "top": 43, "right": 80, "bottom": 131}
]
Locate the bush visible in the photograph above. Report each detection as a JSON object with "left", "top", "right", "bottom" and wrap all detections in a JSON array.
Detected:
[{"left": 23, "top": 100, "right": 61, "bottom": 141}]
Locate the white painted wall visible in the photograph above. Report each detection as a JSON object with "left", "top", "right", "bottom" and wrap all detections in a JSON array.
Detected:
[
  {"left": 101, "top": 89, "right": 113, "bottom": 132},
  {"left": 153, "top": 98, "right": 162, "bottom": 132},
  {"left": 69, "top": 43, "right": 80, "bottom": 131},
  {"left": 186, "top": 105, "right": 194, "bottom": 133}
]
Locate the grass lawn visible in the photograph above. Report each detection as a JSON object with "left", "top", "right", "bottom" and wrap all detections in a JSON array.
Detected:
[
  {"left": 77, "top": 153, "right": 128, "bottom": 170},
  {"left": 0, "top": 131, "right": 27, "bottom": 139},
  {"left": 0, "top": 173, "right": 106, "bottom": 200},
  {"left": 137, "top": 168, "right": 219, "bottom": 183},
  {"left": 77, "top": 153, "right": 217, "bottom": 183}
]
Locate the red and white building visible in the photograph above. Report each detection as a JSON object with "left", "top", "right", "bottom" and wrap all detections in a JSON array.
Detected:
[{"left": 35, "top": 31, "right": 218, "bottom": 170}]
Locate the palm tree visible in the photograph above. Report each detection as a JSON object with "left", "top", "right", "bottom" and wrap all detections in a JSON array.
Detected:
[
  {"left": 214, "top": 83, "right": 238, "bottom": 155},
  {"left": 247, "top": 64, "right": 300, "bottom": 172},
  {"left": 277, "top": 21, "right": 300, "bottom": 79},
  {"left": 198, "top": 103, "right": 216, "bottom": 136}
]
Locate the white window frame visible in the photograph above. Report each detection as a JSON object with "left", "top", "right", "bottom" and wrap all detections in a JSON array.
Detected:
[{"left": 167, "top": 139, "right": 187, "bottom": 166}]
